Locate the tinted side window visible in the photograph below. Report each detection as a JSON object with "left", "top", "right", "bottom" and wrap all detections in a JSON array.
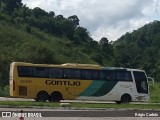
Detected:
[
  {"left": 90, "top": 70, "right": 99, "bottom": 80},
  {"left": 17, "top": 66, "right": 33, "bottom": 77},
  {"left": 74, "top": 69, "right": 81, "bottom": 79},
  {"left": 116, "top": 71, "right": 132, "bottom": 81},
  {"left": 63, "top": 68, "right": 75, "bottom": 79},
  {"left": 99, "top": 70, "right": 115, "bottom": 80},
  {"left": 49, "top": 68, "right": 63, "bottom": 78},
  {"left": 81, "top": 69, "right": 90, "bottom": 80},
  {"left": 33, "top": 67, "right": 49, "bottom": 78},
  {"left": 99, "top": 71, "right": 106, "bottom": 80}
]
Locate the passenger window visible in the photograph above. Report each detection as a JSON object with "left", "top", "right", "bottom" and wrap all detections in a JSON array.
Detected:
[
  {"left": 81, "top": 69, "right": 90, "bottom": 80},
  {"left": 63, "top": 68, "right": 75, "bottom": 79},
  {"left": 99, "top": 71, "right": 106, "bottom": 80},
  {"left": 116, "top": 71, "right": 132, "bottom": 81},
  {"left": 75, "top": 69, "right": 81, "bottom": 79},
  {"left": 49, "top": 68, "right": 63, "bottom": 78},
  {"left": 90, "top": 70, "right": 99, "bottom": 80},
  {"left": 33, "top": 67, "right": 49, "bottom": 78},
  {"left": 17, "top": 66, "right": 33, "bottom": 77},
  {"left": 99, "top": 70, "right": 115, "bottom": 80}
]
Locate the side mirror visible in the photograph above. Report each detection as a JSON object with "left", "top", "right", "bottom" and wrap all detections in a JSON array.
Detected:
[{"left": 147, "top": 77, "right": 154, "bottom": 85}]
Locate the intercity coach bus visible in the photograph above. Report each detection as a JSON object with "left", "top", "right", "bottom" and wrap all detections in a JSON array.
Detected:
[{"left": 10, "top": 62, "right": 151, "bottom": 103}]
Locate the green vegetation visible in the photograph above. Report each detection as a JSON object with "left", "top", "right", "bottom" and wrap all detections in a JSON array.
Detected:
[
  {"left": 114, "top": 21, "right": 160, "bottom": 81},
  {"left": 0, "top": 101, "right": 60, "bottom": 107},
  {"left": 149, "top": 82, "right": 160, "bottom": 103},
  {"left": 0, "top": 85, "right": 9, "bottom": 97},
  {"left": 71, "top": 102, "right": 160, "bottom": 109},
  {"left": 0, "top": 0, "right": 160, "bottom": 96},
  {"left": 0, "top": 0, "right": 114, "bottom": 88},
  {"left": 0, "top": 101, "right": 159, "bottom": 109}
]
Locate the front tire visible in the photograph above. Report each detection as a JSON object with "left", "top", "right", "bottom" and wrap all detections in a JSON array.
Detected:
[
  {"left": 121, "top": 94, "right": 131, "bottom": 104},
  {"left": 115, "top": 101, "right": 121, "bottom": 104}
]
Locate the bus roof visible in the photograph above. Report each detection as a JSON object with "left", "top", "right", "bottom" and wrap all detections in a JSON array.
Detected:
[
  {"left": 11, "top": 62, "right": 101, "bottom": 69},
  {"left": 102, "top": 67, "right": 144, "bottom": 72},
  {"left": 11, "top": 62, "right": 144, "bottom": 71}
]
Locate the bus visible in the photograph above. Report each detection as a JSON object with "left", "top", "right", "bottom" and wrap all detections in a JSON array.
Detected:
[{"left": 10, "top": 62, "right": 151, "bottom": 103}]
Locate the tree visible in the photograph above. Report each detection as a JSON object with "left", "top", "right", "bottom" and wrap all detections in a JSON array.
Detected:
[
  {"left": 49, "top": 11, "right": 55, "bottom": 18},
  {"left": 68, "top": 15, "right": 79, "bottom": 28},
  {"left": 4, "top": 0, "right": 22, "bottom": 14},
  {"left": 99, "top": 37, "right": 109, "bottom": 46},
  {"left": 32, "top": 7, "right": 49, "bottom": 18},
  {"left": 74, "top": 27, "right": 90, "bottom": 42},
  {"left": 55, "top": 15, "right": 64, "bottom": 20}
]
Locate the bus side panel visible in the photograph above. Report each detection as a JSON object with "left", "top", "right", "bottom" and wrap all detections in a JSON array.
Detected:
[
  {"left": 14, "top": 79, "right": 93, "bottom": 100},
  {"left": 77, "top": 80, "right": 118, "bottom": 101},
  {"left": 115, "top": 82, "right": 134, "bottom": 101}
]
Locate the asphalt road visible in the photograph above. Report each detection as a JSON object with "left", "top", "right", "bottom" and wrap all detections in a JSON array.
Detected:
[
  {"left": 0, "top": 107, "right": 160, "bottom": 120},
  {"left": 0, "top": 97, "right": 160, "bottom": 120}
]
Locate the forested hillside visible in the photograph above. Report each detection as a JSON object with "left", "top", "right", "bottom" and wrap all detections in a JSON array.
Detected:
[
  {"left": 114, "top": 21, "right": 160, "bottom": 81},
  {"left": 0, "top": 0, "right": 160, "bottom": 91},
  {"left": 0, "top": 0, "right": 114, "bottom": 88}
]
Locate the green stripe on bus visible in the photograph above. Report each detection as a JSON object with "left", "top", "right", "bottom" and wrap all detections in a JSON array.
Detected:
[
  {"left": 80, "top": 80, "right": 118, "bottom": 97},
  {"left": 79, "top": 81, "right": 105, "bottom": 96}
]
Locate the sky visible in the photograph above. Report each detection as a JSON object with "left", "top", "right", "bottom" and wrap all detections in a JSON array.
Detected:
[{"left": 22, "top": 0, "right": 160, "bottom": 41}]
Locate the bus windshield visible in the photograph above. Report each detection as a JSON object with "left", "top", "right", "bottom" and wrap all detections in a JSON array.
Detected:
[{"left": 133, "top": 71, "right": 148, "bottom": 94}]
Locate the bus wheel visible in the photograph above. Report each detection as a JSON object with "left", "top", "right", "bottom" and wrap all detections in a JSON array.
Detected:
[
  {"left": 115, "top": 101, "right": 121, "bottom": 104},
  {"left": 36, "top": 91, "right": 49, "bottom": 102},
  {"left": 50, "top": 91, "right": 62, "bottom": 102},
  {"left": 121, "top": 94, "right": 131, "bottom": 104}
]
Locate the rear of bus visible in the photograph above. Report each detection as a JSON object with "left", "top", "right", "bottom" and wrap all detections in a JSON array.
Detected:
[
  {"left": 9, "top": 62, "right": 16, "bottom": 97},
  {"left": 10, "top": 62, "right": 29, "bottom": 98}
]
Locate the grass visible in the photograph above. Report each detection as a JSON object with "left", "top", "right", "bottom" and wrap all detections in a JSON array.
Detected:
[
  {"left": 149, "top": 82, "right": 160, "bottom": 103},
  {"left": 0, "top": 101, "right": 59, "bottom": 108},
  {"left": 71, "top": 102, "right": 160, "bottom": 109}
]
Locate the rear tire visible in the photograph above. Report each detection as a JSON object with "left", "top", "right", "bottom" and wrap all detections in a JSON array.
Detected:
[
  {"left": 36, "top": 91, "right": 49, "bottom": 102},
  {"left": 50, "top": 91, "right": 62, "bottom": 102}
]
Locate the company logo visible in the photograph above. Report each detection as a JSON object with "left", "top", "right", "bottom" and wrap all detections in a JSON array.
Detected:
[{"left": 45, "top": 80, "right": 81, "bottom": 86}]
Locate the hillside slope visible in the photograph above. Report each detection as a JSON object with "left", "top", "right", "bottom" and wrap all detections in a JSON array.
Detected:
[
  {"left": 0, "top": 20, "right": 103, "bottom": 86},
  {"left": 0, "top": 0, "right": 160, "bottom": 89},
  {"left": 114, "top": 21, "right": 160, "bottom": 81}
]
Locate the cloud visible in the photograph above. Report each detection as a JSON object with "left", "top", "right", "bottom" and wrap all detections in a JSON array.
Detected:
[{"left": 22, "top": 0, "right": 160, "bottom": 41}]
